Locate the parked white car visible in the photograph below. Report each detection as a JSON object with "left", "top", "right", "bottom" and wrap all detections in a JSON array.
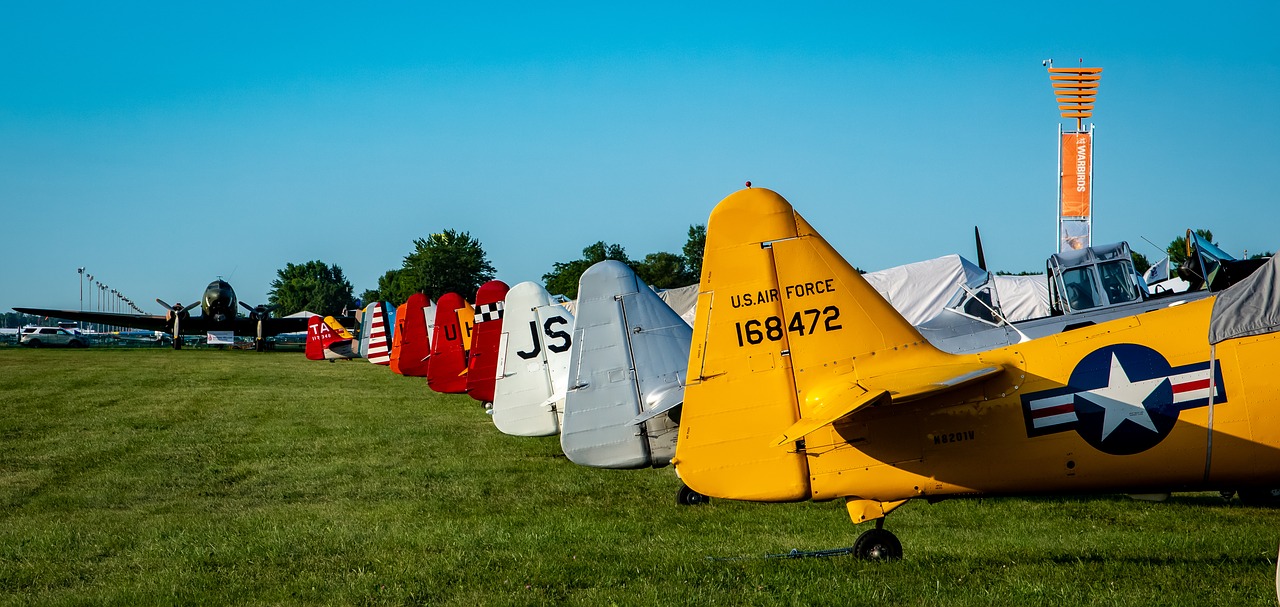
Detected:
[{"left": 20, "top": 326, "right": 89, "bottom": 348}]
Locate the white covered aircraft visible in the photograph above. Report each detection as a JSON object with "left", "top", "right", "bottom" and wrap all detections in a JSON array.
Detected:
[{"left": 491, "top": 282, "right": 576, "bottom": 437}]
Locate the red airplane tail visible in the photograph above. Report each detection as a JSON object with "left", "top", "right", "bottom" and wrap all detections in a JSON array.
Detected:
[
  {"left": 306, "top": 315, "right": 356, "bottom": 361},
  {"left": 427, "top": 293, "right": 472, "bottom": 393}
]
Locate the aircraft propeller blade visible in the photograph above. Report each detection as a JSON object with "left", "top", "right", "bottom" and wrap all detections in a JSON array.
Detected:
[
  {"left": 157, "top": 298, "right": 189, "bottom": 350},
  {"left": 238, "top": 301, "right": 272, "bottom": 319},
  {"left": 171, "top": 311, "right": 183, "bottom": 350},
  {"left": 240, "top": 301, "right": 271, "bottom": 351},
  {"left": 974, "top": 226, "right": 987, "bottom": 272}
]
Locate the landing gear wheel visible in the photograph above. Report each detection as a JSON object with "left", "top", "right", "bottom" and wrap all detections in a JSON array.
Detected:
[
  {"left": 676, "top": 483, "right": 710, "bottom": 506},
  {"left": 852, "top": 528, "right": 902, "bottom": 561}
]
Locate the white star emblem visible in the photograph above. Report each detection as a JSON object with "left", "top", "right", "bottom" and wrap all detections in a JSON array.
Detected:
[{"left": 1077, "top": 353, "right": 1167, "bottom": 440}]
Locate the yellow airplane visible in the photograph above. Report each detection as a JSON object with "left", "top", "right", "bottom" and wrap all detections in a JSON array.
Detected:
[{"left": 672, "top": 186, "right": 1280, "bottom": 560}]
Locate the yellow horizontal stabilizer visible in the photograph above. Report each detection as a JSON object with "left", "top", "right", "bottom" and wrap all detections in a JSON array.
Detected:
[
  {"left": 774, "top": 386, "right": 887, "bottom": 447},
  {"left": 323, "top": 316, "right": 354, "bottom": 339},
  {"left": 773, "top": 362, "right": 1004, "bottom": 446},
  {"left": 860, "top": 362, "right": 1004, "bottom": 402}
]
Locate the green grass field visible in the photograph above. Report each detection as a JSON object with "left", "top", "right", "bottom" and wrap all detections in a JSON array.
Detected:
[{"left": 1, "top": 349, "right": 1277, "bottom": 606}]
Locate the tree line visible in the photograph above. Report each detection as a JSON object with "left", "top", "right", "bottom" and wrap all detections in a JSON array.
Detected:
[
  {"left": 264, "top": 225, "right": 1270, "bottom": 319},
  {"left": 264, "top": 225, "right": 706, "bottom": 317}
]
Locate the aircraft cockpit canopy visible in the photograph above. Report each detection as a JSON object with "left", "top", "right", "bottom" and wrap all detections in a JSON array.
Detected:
[
  {"left": 941, "top": 270, "right": 1003, "bottom": 326},
  {"left": 1048, "top": 242, "right": 1145, "bottom": 314}
]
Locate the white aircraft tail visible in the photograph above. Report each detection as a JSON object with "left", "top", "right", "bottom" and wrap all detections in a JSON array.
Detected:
[
  {"left": 492, "top": 282, "right": 576, "bottom": 437},
  {"left": 560, "top": 261, "right": 691, "bottom": 469}
]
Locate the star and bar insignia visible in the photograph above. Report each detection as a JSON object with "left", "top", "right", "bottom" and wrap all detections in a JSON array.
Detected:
[{"left": 1020, "top": 343, "right": 1226, "bottom": 455}]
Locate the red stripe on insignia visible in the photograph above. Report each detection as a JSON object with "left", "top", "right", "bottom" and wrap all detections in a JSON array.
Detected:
[
  {"left": 1172, "top": 379, "right": 1210, "bottom": 394},
  {"left": 1032, "top": 403, "right": 1075, "bottom": 418}
]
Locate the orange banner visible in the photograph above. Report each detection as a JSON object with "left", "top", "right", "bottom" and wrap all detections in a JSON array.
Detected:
[{"left": 1060, "top": 132, "right": 1091, "bottom": 217}]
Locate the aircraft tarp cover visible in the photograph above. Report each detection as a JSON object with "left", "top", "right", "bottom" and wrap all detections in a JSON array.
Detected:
[
  {"left": 861, "top": 254, "right": 980, "bottom": 326},
  {"left": 991, "top": 274, "right": 1051, "bottom": 322},
  {"left": 656, "top": 283, "right": 699, "bottom": 326},
  {"left": 1208, "top": 253, "right": 1280, "bottom": 345},
  {"left": 860, "top": 254, "right": 1049, "bottom": 326}
]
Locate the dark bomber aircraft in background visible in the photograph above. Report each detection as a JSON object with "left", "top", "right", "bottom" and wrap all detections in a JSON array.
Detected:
[{"left": 15, "top": 279, "right": 305, "bottom": 351}]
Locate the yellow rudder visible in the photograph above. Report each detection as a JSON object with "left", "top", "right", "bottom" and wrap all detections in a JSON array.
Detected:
[
  {"left": 676, "top": 187, "right": 811, "bottom": 501},
  {"left": 675, "top": 187, "right": 957, "bottom": 503}
]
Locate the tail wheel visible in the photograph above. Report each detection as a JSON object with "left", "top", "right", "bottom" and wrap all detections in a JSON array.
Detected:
[
  {"left": 852, "top": 528, "right": 902, "bottom": 561},
  {"left": 675, "top": 483, "right": 710, "bottom": 506}
]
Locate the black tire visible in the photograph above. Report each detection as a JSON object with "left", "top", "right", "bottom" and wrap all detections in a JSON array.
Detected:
[
  {"left": 26, "top": 339, "right": 41, "bottom": 348},
  {"left": 676, "top": 483, "right": 710, "bottom": 506},
  {"left": 852, "top": 528, "right": 903, "bottom": 561},
  {"left": 70, "top": 340, "right": 86, "bottom": 348}
]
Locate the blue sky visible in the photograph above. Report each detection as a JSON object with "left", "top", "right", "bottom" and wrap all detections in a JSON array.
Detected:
[{"left": 3, "top": 2, "right": 1277, "bottom": 316}]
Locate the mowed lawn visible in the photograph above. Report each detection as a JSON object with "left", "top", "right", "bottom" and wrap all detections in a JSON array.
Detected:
[{"left": 1, "top": 349, "right": 1277, "bottom": 606}]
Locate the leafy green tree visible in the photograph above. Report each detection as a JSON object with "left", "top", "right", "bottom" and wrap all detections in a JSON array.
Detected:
[
  {"left": 635, "top": 252, "right": 691, "bottom": 290},
  {"left": 1250, "top": 251, "right": 1274, "bottom": 260},
  {"left": 402, "top": 230, "right": 496, "bottom": 299},
  {"left": 361, "top": 269, "right": 418, "bottom": 306},
  {"left": 1, "top": 312, "right": 47, "bottom": 329},
  {"left": 682, "top": 224, "right": 706, "bottom": 282},
  {"left": 1167, "top": 229, "right": 1214, "bottom": 269},
  {"left": 268, "top": 260, "right": 356, "bottom": 317},
  {"left": 542, "top": 242, "right": 632, "bottom": 299},
  {"left": 1130, "top": 251, "right": 1151, "bottom": 275}
]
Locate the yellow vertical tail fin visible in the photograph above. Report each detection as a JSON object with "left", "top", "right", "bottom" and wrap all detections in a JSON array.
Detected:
[{"left": 675, "top": 187, "right": 955, "bottom": 502}]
